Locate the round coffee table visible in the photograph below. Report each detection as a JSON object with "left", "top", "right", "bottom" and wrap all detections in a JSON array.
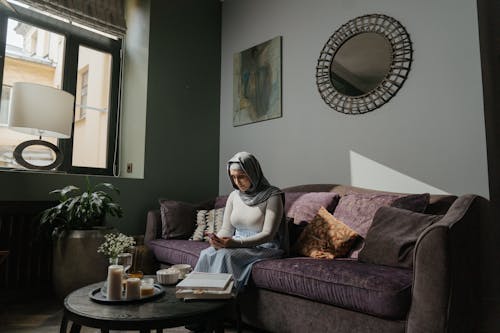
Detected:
[{"left": 60, "top": 280, "right": 230, "bottom": 333}]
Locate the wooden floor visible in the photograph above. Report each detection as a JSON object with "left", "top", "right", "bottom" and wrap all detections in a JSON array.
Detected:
[{"left": 0, "top": 288, "right": 244, "bottom": 333}]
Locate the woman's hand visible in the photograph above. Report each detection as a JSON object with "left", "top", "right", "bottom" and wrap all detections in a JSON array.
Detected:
[{"left": 209, "top": 235, "right": 235, "bottom": 249}]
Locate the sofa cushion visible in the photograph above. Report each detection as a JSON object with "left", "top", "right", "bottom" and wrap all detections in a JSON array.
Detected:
[
  {"left": 159, "top": 199, "right": 198, "bottom": 240},
  {"left": 358, "top": 206, "right": 443, "bottom": 268},
  {"left": 332, "top": 192, "right": 430, "bottom": 258},
  {"left": 285, "top": 192, "right": 340, "bottom": 223},
  {"left": 293, "top": 207, "right": 359, "bottom": 259},
  {"left": 190, "top": 208, "right": 225, "bottom": 241},
  {"left": 251, "top": 257, "right": 412, "bottom": 319},
  {"left": 148, "top": 239, "right": 209, "bottom": 267}
]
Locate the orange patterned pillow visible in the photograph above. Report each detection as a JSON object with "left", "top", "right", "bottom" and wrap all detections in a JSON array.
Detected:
[{"left": 294, "top": 206, "right": 360, "bottom": 259}]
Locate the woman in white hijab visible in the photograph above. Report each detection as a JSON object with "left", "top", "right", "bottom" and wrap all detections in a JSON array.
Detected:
[{"left": 193, "top": 151, "right": 286, "bottom": 290}]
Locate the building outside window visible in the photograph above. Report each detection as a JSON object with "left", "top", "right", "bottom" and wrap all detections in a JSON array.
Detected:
[{"left": 0, "top": 2, "right": 121, "bottom": 175}]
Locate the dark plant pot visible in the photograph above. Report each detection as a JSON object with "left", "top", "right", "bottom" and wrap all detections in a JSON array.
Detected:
[{"left": 52, "top": 226, "right": 117, "bottom": 299}]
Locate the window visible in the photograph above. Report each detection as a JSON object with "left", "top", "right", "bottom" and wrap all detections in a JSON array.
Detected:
[
  {"left": 0, "top": 3, "right": 122, "bottom": 175},
  {"left": 76, "top": 67, "right": 88, "bottom": 119}
]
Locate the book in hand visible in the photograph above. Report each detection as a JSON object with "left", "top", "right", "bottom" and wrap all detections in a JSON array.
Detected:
[
  {"left": 176, "top": 272, "right": 233, "bottom": 291},
  {"left": 175, "top": 280, "right": 235, "bottom": 300}
]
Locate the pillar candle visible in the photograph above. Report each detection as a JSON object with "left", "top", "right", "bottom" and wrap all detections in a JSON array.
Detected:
[
  {"left": 125, "top": 278, "right": 141, "bottom": 300},
  {"left": 106, "top": 264, "right": 123, "bottom": 300},
  {"left": 140, "top": 277, "right": 155, "bottom": 297}
]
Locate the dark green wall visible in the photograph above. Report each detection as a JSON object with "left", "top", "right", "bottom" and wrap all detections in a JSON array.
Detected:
[{"left": 0, "top": 0, "right": 222, "bottom": 236}]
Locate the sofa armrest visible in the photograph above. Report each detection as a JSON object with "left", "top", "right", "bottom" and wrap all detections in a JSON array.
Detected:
[
  {"left": 145, "top": 209, "right": 162, "bottom": 245},
  {"left": 407, "top": 194, "right": 485, "bottom": 333}
]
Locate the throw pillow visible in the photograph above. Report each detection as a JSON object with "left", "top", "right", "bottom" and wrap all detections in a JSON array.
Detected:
[
  {"left": 333, "top": 192, "right": 431, "bottom": 239},
  {"left": 358, "top": 206, "right": 443, "bottom": 268},
  {"left": 391, "top": 193, "right": 430, "bottom": 213},
  {"left": 285, "top": 192, "right": 340, "bottom": 224},
  {"left": 294, "top": 206, "right": 360, "bottom": 259},
  {"left": 159, "top": 199, "right": 199, "bottom": 240},
  {"left": 190, "top": 208, "right": 225, "bottom": 241}
]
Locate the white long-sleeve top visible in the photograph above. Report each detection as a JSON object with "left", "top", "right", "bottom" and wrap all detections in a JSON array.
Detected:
[{"left": 217, "top": 190, "right": 283, "bottom": 247}]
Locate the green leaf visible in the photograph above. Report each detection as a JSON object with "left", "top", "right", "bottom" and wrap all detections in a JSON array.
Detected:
[{"left": 95, "top": 182, "right": 120, "bottom": 194}]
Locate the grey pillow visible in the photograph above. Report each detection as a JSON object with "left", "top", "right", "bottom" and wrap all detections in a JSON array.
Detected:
[
  {"left": 391, "top": 193, "right": 430, "bottom": 213},
  {"left": 358, "top": 206, "right": 443, "bottom": 268},
  {"left": 159, "top": 199, "right": 198, "bottom": 240}
]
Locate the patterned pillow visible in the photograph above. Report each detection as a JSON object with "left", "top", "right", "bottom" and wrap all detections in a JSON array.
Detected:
[
  {"left": 190, "top": 208, "right": 225, "bottom": 241},
  {"left": 294, "top": 206, "right": 360, "bottom": 259}
]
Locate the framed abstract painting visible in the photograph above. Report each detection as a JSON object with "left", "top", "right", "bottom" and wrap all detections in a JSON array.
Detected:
[{"left": 233, "top": 36, "right": 282, "bottom": 126}]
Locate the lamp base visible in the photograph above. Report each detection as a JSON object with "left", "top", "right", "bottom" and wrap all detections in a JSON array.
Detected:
[{"left": 13, "top": 139, "right": 64, "bottom": 170}]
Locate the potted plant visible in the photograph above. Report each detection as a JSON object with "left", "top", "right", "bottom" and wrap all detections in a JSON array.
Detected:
[
  {"left": 40, "top": 177, "right": 124, "bottom": 299},
  {"left": 40, "top": 177, "right": 123, "bottom": 234}
]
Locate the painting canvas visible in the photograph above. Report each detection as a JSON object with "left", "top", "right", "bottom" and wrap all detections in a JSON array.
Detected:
[{"left": 233, "top": 36, "right": 282, "bottom": 126}]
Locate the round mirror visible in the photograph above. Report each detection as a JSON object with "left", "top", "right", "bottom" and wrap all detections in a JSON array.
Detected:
[
  {"left": 316, "top": 14, "right": 412, "bottom": 114},
  {"left": 330, "top": 32, "right": 392, "bottom": 96}
]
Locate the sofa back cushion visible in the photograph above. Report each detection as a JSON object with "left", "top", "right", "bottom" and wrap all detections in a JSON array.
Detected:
[
  {"left": 284, "top": 192, "right": 340, "bottom": 224},
  {"left": 332, "top": 192, "right": 430, "bottom": 258},
  {"left": 333, "top": 192, "right": 429, "bottom": 238},
  {"left": 282, "top": 184, "right": 456, "bottom": 215}
]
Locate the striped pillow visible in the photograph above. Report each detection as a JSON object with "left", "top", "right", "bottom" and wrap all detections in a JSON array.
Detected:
[{"left": 190, "top": 208, "right": 224, "bottom": 241}]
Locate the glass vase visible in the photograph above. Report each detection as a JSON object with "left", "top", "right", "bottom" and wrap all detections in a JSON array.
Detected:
[{"left": 109, "top": 257, "right": 119, "bottom": 265}]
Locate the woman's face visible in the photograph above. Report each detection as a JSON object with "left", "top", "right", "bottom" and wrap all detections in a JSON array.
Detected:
[{"left": 230, "top": 169, "right": 252, "bottom": 192}]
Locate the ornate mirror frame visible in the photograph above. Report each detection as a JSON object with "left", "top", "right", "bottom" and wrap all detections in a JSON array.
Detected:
[{"left": 316, "top": 14, "right": 413, "bottom": 114}]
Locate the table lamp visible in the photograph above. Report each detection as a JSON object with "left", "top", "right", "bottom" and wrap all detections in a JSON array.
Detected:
[{"left": 8, "top": 82, "right": 75, "bottom": 170}]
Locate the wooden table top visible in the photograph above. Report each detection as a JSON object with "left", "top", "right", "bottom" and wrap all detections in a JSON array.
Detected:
[{"left": 63, "top": 279, "right": 229, "bottom": 330}]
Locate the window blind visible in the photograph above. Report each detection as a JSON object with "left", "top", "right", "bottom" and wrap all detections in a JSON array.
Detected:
[{"left": 14, "top": 0, "right": 126, "bottom": 37}]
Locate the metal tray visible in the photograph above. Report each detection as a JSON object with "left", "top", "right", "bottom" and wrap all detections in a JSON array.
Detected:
[{"left": 89, "top": 284, "right": 165, "bottom": 304}]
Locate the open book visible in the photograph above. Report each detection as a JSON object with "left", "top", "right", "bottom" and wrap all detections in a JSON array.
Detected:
[{"left": 176, "top": 272, "right": 233, "bottom": 291}]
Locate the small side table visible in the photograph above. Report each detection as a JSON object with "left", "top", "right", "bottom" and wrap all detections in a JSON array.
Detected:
[{"left": 60, "top": 280, "right": 230, "bottom": 333}]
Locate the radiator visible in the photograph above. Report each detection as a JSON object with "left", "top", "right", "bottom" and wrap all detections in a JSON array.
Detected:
[{"left": 0, "top": 201, "right": 55, "bottom": 289}]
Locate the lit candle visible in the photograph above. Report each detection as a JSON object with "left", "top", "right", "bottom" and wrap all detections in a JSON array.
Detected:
[
  {"left": 140, "top": 277, "right": 155, "bottom": 297},
  {"left": 125, "top": 278, "right": 141, "bottom": 300},
  {"left": 106, "top": 264, "right": 123, "bottom": 300}
]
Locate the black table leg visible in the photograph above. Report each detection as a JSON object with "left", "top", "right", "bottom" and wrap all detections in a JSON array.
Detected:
[
  {"left": 59, "top": 315, "right": 68, "bottom": 333},
  {"left": 69, "top": 322, "right": 82, "bottom": 333},
  {"left": 234, "top": 300, "right": 242, "bottom": 333}
]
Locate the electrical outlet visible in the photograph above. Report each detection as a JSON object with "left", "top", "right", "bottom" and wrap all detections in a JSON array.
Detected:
[{"left": 126, "top": 163, "right": 133, "bottom": 173}]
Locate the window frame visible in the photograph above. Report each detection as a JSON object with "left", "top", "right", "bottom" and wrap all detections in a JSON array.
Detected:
[{"left": 0, "top": 4, "right": 122, "bottom": 176}]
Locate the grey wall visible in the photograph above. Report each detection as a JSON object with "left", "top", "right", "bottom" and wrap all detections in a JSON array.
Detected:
[
  {"left": 218, "top": 0, "right": 489, "bottom": 199},
  {"left": 120, "top": 0, "right": 150, "bottom": 179},
  {"left": 0, "top": 0, "right": 222, "bottom": 236}
]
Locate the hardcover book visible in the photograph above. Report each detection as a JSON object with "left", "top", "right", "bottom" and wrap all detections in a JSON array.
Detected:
[
  {"left": 176, "top": 272, "right": 233, "bottom": 291},
  {"left": 175, "top": 281, "right": 235, "bottom": 300}
]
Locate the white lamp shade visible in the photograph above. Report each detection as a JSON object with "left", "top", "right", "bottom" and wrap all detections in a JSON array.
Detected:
[{"left": 8, "top": 82, "right": 75, "bottom": 138}]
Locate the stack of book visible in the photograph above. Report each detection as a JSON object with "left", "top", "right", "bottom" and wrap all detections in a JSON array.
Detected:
[{"left": 175, "top": 272, "right": 235, "bottom": 300}]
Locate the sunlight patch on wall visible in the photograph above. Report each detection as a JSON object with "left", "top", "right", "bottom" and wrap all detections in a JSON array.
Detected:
[{"left": 350, "top": 150, "right": 449, "bottom": 194}]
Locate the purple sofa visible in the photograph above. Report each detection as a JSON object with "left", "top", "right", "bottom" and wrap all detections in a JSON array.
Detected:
[{"left": 145, "top": 184, "right": 486, "bottom": 333}]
